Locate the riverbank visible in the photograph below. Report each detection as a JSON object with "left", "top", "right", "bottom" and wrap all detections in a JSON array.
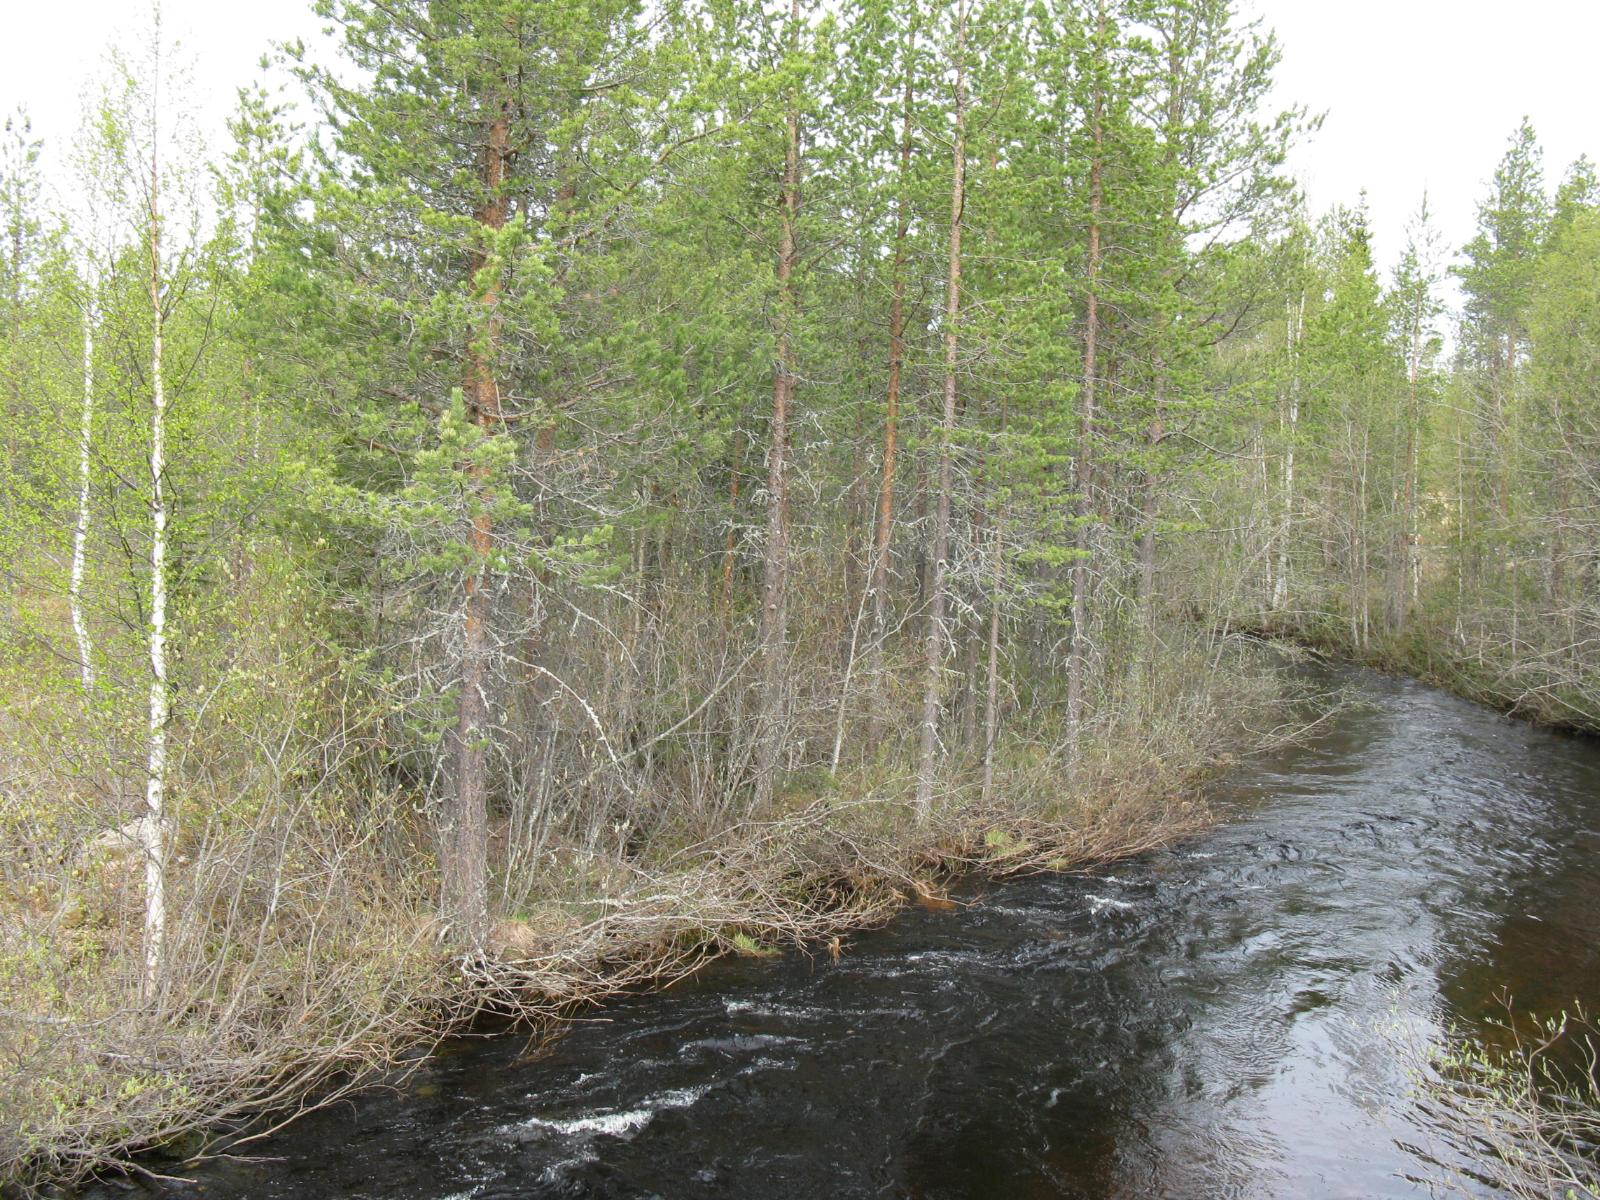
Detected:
[
  {"left": 1, "top": 640, "right": 1312, "bottom": 1196},
  {"left": 81, "top": 665, "right": 1600, "bottom": 1200},
  {"left": 1228, "top": 611, "right": 1600, "bottom": 738}
]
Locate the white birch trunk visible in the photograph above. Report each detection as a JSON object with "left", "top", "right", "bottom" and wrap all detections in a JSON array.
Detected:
[
  {"left": 1272, "top": 293, "right": 1304, "bottom": 613},
  {"left": 70, "top": 301, "right": 95, "bottom": 694},
  {"left": 141, "top": 117, "right": 170, "bottom": 1000}
]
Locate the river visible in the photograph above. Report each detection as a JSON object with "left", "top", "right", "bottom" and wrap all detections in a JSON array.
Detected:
[{"left": 134, "top": 667, "right": 1600, "bottom": 1198}]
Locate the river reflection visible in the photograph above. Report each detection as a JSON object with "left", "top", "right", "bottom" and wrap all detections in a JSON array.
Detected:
[{"left": 121, "top": 668, "right": 1600, "bottom": 1199}]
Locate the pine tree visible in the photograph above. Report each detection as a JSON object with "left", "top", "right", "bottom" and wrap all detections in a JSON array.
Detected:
[
  {"left": 1456, "top": 118, "right": 1548, "bottom": 554},
  {"left": 1386, "top": 194, "right": 1443, "bottom": 631},
  {"left": 914, "top": 0, "right": 970, "bottom": 817},
  {"left": 290, "top": 0, "right": 643, "bottom": 951}
]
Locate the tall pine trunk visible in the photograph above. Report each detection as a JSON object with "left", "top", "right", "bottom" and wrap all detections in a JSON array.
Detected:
[
  {"left": 1066, "top": 0, "right": 1106, "bottom": 740},
  {"left": 444, "top": 97, "right": 510, "bottom": 954},
  {"left": 867, "top": 56, "right": 915, "bottom": 738},
  {"left": 753, "top": 0, "right": 801, "bottom": 810},
  {"left": 1395, "top": 306, "right": 1424, "bottom": 633},
  {"left": 915, "top": 2, "right": 966, "bottom": 819}
]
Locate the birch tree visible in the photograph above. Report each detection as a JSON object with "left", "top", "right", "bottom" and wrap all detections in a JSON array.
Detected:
[
  {"left": 95, "top": 19, "right": 200, "bottom": 995},
  {"left": 69, "top": 286, "right": 96, "bottom": 695},
  {"left": 1387, "top": 195, "right": 1443, "bottom": 631}
]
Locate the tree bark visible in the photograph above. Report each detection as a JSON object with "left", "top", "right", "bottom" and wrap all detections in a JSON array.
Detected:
[
  {"left": 867, "top": 43, "right": 916, "bottom": 739},
  {"left": 141, "top": 106, "right": 170, "bottom": 999},
  {"left": 1273, "top": 290, "right": 1304, "bottom": 613},
  {"left": 915, "top": 1, "right": 966, "bottom": 820},
  {"left": 753, "top": 0, "right": 802, "bottom": 810},
  {"left": 980, "top": 503, "right": 1004, "bottom": 807},
  {"left": 444, "top": 95, "right": 510, "bottom": 955},
  {"left": 1396, "top": 305, "right": 1424, "bottom": 633},
  {"left": 1066, "top": 0, "right": 1106, "bottom": 741},
  {"left": 70, "top": 298, "right": 95, "bottom": 694}
]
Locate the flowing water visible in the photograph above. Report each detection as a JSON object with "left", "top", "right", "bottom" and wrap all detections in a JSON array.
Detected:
[{"left": 136, "top": 668, "right": 1600, "bottom": 1198}]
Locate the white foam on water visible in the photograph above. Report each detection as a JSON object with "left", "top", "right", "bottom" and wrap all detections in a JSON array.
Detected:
[
  {"left": 724, "top": 997, "right": 917, "bottom": 1023},
  {"left": 683, "top": 1032, "right": 800, "bottom": 1054},
  {"left": 723, "top": 998, "right": 823, "bottom": 1020},
  {"left": 1086, "top": 894, "right": 1135, "bottom": 914},
  {"left": 653, "top": 1085, "right": 712, "bottom": 1109},
  {"left": 513, "top": 1084, "right": 711, "bottom": 1141},
  {"left": 985, "top": 903, "right": 1060, "bottom": 921},
  {"left": 523, "top": 1108, "right": 655, "bottom": 1137},
  {"left": 536, "top": 1147, "right": 599, "bottom": 1185},
  {"left": 903, "top": 949, "right": 982, "bottom": 966},
  {"left": 739, "top": 1055, "right": 799, "bottom": 1076}
]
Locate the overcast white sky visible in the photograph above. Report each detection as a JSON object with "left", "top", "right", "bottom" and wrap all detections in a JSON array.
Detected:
[{"left": 4, "top": 0, "right": 1598, "bottom": 295}]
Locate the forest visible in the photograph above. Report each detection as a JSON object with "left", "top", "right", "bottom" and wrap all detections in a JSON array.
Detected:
[{"left": 2, "top": 0, "right": 1598, "bottom": 1190}]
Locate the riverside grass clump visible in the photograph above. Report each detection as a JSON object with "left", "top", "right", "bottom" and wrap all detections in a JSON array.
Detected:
[{"left": 0, "top": 620, "right": 1308, "bottom": 1194}]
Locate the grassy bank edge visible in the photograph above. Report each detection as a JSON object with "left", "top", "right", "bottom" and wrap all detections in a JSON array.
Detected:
[{"left": 1225, "top": 615, "right": 1600, "bottom": 737}]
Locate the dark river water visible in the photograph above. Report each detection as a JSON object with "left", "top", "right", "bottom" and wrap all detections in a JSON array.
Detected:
[{"left": 142, "top": 668, "right": 1600, "bottom": 1198}]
